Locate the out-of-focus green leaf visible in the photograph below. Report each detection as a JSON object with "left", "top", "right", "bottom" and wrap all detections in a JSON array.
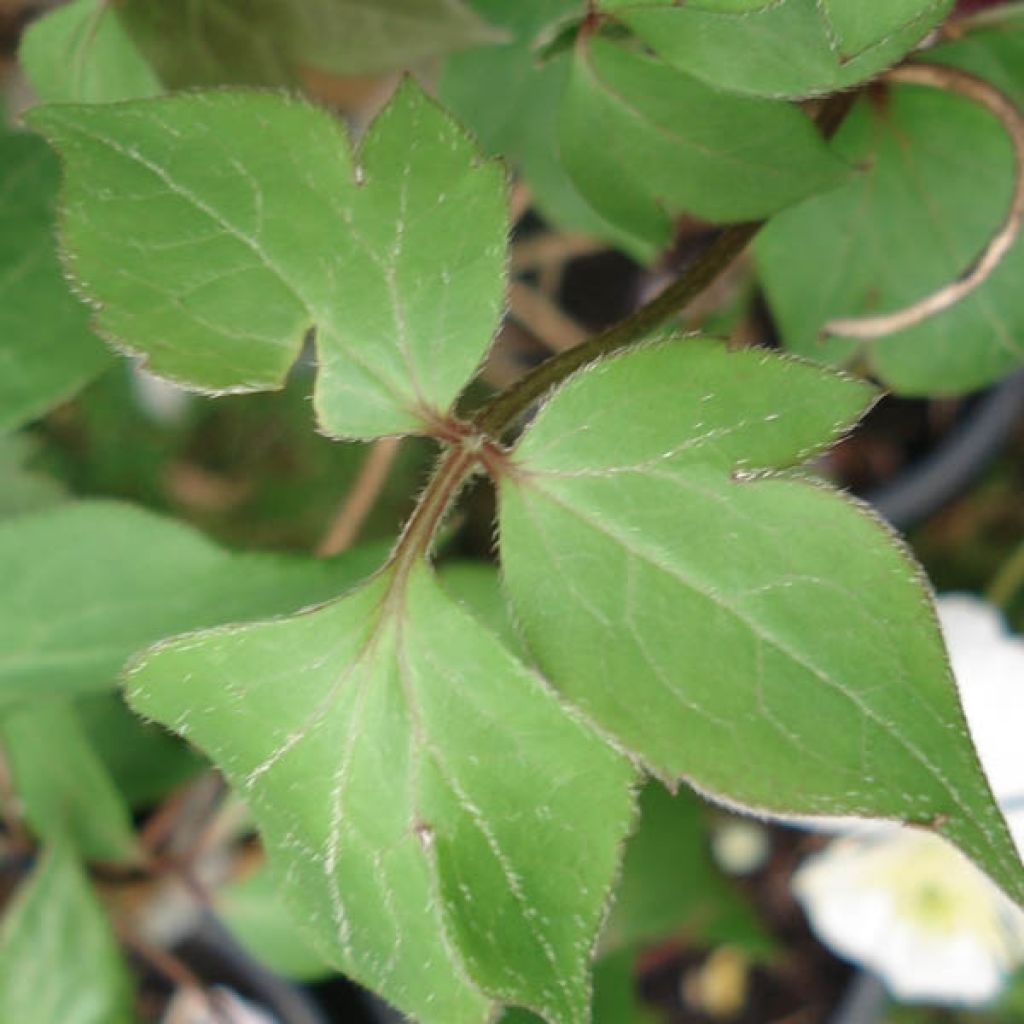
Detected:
[
  {"left": 0, "top": 434, "right": 66, "bottom": 519},
  {"left": 75, "top": 692, "right": 205, "bottom": 807},
  {"left": 117, "top": 0, "right": 501, "bottom": 85},
  {"left": 439, "top": 0, "right": 647, "bottom": 256},
  {"left": 1, "top": 700, "right": 138, "bottom": 862},
  {"left": 756, "top": 71, "right": 1024, "bottom": 394},
  {"left": 606, "top": 782, "right": 771, "bottom": 954},
  {"left": 218, "top": 869, "right": 334, "bottom": 981},
  {"left": 606, "top": 0, "right": 953, "bottom": 98},
  {"left": 0, "top": 501, "right": 384, "bottom": 703},
  {"left": 560, "top": 36, "right": 846, "bottom": 248},
  {"left": 0, "top": 126, "right": 111, "bottom": 432},
  {"left": 20, "top": 0, "right": 160, "bottom": 103},
  {"left": 928, "top": 20, "right": 1024, "bottom": 106},
  {"left": 438, "top": 561, "right": 529, "bottom": 660},
  {"left": 0, "top": 840, "right": 134, "bottom": 1024}
]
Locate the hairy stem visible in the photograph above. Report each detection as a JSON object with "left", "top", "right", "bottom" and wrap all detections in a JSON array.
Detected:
[
  {"left": 472, "top": 90, "right": 857, "bottom": 439},
  {"left": 473, "top": 221, "right": 760, "bottom": 437},
  {"left": 392, "top": 89, "right": 859, "bottom": 565}
]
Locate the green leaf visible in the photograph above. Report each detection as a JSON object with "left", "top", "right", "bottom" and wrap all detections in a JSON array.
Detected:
[
  {"left": 495, "top": 948, "right": 658, "bottom": 1023},
  {"left": 126, "top": 563, "right": 636, "bottom": 1024},
  {"left": 591, "top": 949, "right": 659, "bottom": 1024},
  {"left": 0, "top": 840, "right": 135, "bottom": 1024},
  {"left": 439, "top": 0, "right": 650, "bottom": 257},
  {"left": 0, "top": 434, "right": 66, "bottom": 519},
  {"left": 28, "top": 82, "right": 506, "bottom": 439},
  {"left": 498, "top": 340, "right": 1024, "bottom": 908},
  {"left": 821, "top": 0, "right": 951, "bottom": 57},
  {"left": 755, "top": 75, "right": 1024, "bottom": 394},
  {"left": 928, "top": 21, "right": 1024, "bottom": 108},
  {"left": 218, "top": 869, "right": 334, "bottom": 981},
  {"left": 20, "top": 0, "right": 160, "bottom": 104},
  {"left": 560, "top": 37, "right": 847, "bottom": 248},
  {"left": 0, "top": 700, "right": 138, "bottom": 862},
  {"left": 0, "top": 501, "right": 384, "bottom": 704},
  {"left": 76, "top": 693, "right": 205, "bottom": 807},
  {"left": 438, "top": 561, "right": 529, "bottom": 661},
  {"left": 605, "top": 782, "right": 771, "bottom": 954},
  {"left": 0, "top": 125, "right": 111, "bottom": 432},
  {"left": 609, "top": 0, "right": 953, "bottom": 99},
  {"left": 117, "top": 0, "right": 501, "bottom": 85}
]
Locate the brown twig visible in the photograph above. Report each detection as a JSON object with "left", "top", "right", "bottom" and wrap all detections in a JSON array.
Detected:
[
  {"left": 317, "top": 436, "right": 402, "bottom": 557},
  {"left": 824, "top": 63, "right": 1024, "bottom": 341}
]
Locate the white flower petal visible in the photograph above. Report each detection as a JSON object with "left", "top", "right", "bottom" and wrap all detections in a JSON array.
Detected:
[{"left": 793, "top": 828, "right": 1024, "bottom": 1006}]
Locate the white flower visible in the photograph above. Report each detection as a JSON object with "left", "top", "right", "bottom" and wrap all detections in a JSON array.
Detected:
[{"left": 792, "top": 595, "right": 1024, "bottom": 1006}]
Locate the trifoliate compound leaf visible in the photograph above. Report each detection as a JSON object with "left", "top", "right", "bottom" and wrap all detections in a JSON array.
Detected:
[
  {"left": 0, "top": 126, "right": 111, "bottom": 431},
  {"left": 127, "top": 563, "right": 636, "bottom": 1024},
  {"left": 560, "top": 37, "right": 846, "bottom": 248},
  {"left": 0, "top": 839, "right": 134, "bottom": 1024},
  {"left": 756, "top": 76, "right": 1024, "bottom": 394},
  {"left": 609, "top": 0, "right": 953, "bottom": 99},
  {"left": 0, "top": 501, "right": 384, "bottom": 703},
  {"left": 28, "top": 82, "right": 506, "bottom": 439},
  {"left": 117, "top": 0, "right": 501, "bottom": 85},
  {"left": 0, "top": 700, "right": 138, "bottom": 862},
  {"left": 20, "top": 0, "right": 160, "bottom": 104},
  {"left": 498, "top": 340, "right": 1024, "bottom": 908}
]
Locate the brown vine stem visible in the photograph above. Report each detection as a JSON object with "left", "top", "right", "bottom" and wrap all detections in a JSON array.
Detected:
[
  {"left": 389, "top": 89, "right": 859, "bottom": 567},
  {"left": 824, "top": 64, "right": 1024, "bottom": 341}
]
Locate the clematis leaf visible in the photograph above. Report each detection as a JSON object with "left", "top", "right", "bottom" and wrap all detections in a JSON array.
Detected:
[
  {"left": 28, "top": 82, "right": 506, "bottom": 439},
  {"left": 127, "top": 563, "right": 636, "bottom": 1023},
  {"left": 498, "top": 340, "right": 1024, "bottom": 908}
]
